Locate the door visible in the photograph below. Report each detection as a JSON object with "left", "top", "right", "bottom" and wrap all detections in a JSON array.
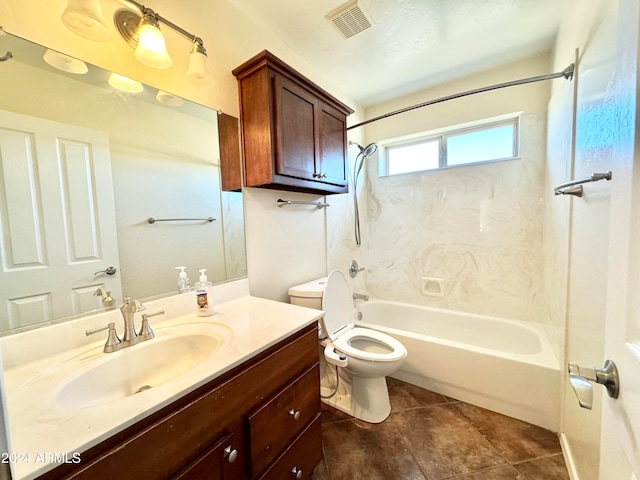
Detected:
[
  {"left": 0, "top": 110, "right": 121, "bottom": 330},
  {"left": 274, "top": 74, "right": 318, "bottom": 181},
  {"left": 318, "top": 102, "right": 348, "bottom": 187},
  {"left": 598, "top": 0, "right": 640, "bottom": 477}
]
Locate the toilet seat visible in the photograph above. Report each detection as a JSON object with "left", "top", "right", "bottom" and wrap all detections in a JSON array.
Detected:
[
  {"left": 321, "top": 271, "right": 407, "bottom": 363},
  {"left": 333, "top": 326, "right": 406, "bottom": 362}
]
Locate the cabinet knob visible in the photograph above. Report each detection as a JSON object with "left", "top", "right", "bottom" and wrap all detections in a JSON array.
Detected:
[
  {"left": 223, "top": 445, "right": 238, "bottom": 463},
  {"left": 289, "top": 408, "right": 301, "bottom": 420},
  {"left": 291, "top": 467, "right": 303, "bottom": 479}
]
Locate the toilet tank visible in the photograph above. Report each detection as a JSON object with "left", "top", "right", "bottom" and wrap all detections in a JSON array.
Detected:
[{"left": 288, "top": 277, "right": 328, "bottom": 310}]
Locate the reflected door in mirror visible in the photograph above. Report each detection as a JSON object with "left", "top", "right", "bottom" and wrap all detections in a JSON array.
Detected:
[{"left": 0, "top": 110, "right": 122, "bottom": 330}]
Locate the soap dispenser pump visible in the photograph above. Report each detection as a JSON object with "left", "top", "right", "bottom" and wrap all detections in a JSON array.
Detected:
[
  {"left": 195, "top": 269, "right": 213, "bottom": 317},
  {"left": 175, "top": 266, "right": 190, "bottom": 293}
]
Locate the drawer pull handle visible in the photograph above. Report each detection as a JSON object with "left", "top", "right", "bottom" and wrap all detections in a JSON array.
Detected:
[
  {"left": 289, "top": 408, "right": 301, "bottom": 420},
  {"left": 223, "top": 446, "right": 238, "bottom": 463},
  {"left": 291, "top": 466, "right": 303, "bottom": 479}
]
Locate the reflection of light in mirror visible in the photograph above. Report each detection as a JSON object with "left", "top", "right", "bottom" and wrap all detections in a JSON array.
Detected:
[
  {"left": 42, "top": 49, "right": 88, "bottom": 74},
  {"left": 156, "top": 90, "right": 185, "bottom": 107},
  {"left": 108, "top": 72, "right": 144, "bottom": 93}
]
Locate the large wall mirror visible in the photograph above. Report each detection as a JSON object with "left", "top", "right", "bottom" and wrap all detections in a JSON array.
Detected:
[{"left": 0, "top": 32, "right": 247, "bottom": 335}]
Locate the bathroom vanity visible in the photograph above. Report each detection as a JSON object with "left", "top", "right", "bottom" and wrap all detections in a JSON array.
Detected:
[
  {"left": 0, "top": 281, "right": 324, "bottom": 480},
  {"left": 233, "top": 50, "right": 354, "bottom": 195}
]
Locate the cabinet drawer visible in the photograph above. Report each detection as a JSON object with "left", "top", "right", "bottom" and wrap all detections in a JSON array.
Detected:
[
  {"left": 257, "top": 413, "right": 322, "bottom": 480},
  {"left": 173, "top": 431, "right": 242, "bottom": 480},
  {"left": 249, "top": 364, "right": 320, "bottom": 476}
]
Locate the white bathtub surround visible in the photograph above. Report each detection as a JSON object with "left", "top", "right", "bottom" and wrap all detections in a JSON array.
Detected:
[
  {"left": 0, "top": 279, "right": 323, "bottom": 480},
  {"left": 357, "top": 300, "right": 561, "bottom": 431},
  {"left": 364, "top": 113, "right": 546, "bottom": 324}
]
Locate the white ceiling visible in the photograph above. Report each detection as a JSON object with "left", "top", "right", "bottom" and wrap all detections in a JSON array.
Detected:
[{"left": 227, "top": 0, "right": 571, "bottom": 107}]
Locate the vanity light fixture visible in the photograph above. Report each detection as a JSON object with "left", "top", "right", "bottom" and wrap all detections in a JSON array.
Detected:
[
  {"left": 43, "top": 49, "right": 88, "bottom": 74},
  {"left": 61, "top": 0, "right": 111, "bottom": 42},
  {"left": 113, "top": 1, "right": 214, "bottom": 85},
  {"left": 108, "top": 72, "right": 143, "bottom": 93}
]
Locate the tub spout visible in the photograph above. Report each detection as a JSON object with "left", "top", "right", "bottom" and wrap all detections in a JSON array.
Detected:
[{"left": 353, "top": 292, "right": 369, "bottom": 301}]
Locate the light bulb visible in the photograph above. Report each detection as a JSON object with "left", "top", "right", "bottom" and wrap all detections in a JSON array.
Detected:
[
  {"left": 134, "top": 13, "right": 172, "bottom": 69},
  {"left": 186, "top": 42, "right": 214, "bottom": 87}
]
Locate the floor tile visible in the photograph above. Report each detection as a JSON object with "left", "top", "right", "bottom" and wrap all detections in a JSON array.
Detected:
[
  {"left": 447, "top": 465, "right": 523, "bottom": 479},
  {"left": 390, "top": 404, "right": 507, "bottom": 479},
  {"left": 320, "top": 402, "right": 352, "bottom": 423},
  {"left": 387, "top": 377, "right": 450, "bottom": 411},
  {"left": 319, "top": 419, "right": 426, "bottom": 479},
  {"left": 454, "top": 403, "right": 561, "bottom": 463},
  {"left": 513, "top": 454, "right": 570, "bottom": 480}
]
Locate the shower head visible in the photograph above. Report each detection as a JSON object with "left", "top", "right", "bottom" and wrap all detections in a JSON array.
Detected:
[{"left": 349, "top": 141, "right": 379, "bottom": 158}]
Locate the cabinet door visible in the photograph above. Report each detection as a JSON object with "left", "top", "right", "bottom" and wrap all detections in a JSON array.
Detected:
[
  {"left": 318, "top": 103, "right": 348, "bottom": 187},
  {"left": 274, "top": 75, "right": 319, "bottom": 181}
]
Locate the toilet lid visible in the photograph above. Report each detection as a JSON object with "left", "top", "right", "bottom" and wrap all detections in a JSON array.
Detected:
[{"left": 321, "top": 271, "right": 354, "bottom": 341}]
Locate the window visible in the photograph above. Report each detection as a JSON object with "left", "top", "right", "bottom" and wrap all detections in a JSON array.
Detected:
[{"left": 381, "top": 116, "right": 520, "bottom": 176}]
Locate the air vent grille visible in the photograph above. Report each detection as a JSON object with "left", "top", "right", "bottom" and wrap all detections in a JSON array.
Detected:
[{"left": 326, "top": 0, "right": 375, "bottom": 39}]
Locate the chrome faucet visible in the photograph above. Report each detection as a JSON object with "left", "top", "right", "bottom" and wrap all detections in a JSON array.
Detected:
[
  {"left": 120, "top": 298, "right": 146, "bottom": 342},
  {"left": 86, "top": 298, "right": 164, "bottom": 353},
  {"left": 353, "top": 292, "right": 369, "bottom": 301}
]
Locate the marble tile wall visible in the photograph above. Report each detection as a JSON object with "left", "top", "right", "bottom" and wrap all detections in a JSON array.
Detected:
[{"left": 362, "top": 113, "right": 547, "bottom": 323}]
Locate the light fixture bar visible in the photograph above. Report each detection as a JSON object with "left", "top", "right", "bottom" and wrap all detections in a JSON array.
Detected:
[{"left": 122, "top": 0, "right": 202, "bottom": 46}]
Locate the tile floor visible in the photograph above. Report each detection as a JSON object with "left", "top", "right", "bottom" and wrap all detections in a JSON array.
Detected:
[{"left": 312, "top": 378, "right": 569, "bottom": 480}]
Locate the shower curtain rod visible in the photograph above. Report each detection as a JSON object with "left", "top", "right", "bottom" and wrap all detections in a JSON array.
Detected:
[{"left": 347, "top": 63, "right": 575, "bottom": 131}]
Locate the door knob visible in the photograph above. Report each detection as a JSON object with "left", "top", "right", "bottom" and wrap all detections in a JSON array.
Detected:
[{"left": 568, "top": 359, "right": 619, "bottom": 410}]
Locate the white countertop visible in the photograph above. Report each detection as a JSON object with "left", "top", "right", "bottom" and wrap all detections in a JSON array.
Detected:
[{"left": 0, "top": 281, "right": 323, "bottom": 480}]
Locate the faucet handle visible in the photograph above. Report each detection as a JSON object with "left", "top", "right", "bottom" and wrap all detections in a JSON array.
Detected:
[
  {"left": 139, "top": 310, "right": 164, "bottom": 340},
  {"left": 86, "top": 322, "right": 121, "bottom": 353}
]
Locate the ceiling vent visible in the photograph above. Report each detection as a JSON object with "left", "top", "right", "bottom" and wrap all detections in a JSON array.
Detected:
[{"left": 326, "top": 0, "right": 375, "bottom": 39}]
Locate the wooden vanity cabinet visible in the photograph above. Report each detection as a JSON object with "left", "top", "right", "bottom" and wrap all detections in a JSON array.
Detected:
[
  {"left": 38, "top": 323, "right": 321, "bottom": 480},
  {"left": 232, "top": 50, "right": 354, "bottom": 195}
]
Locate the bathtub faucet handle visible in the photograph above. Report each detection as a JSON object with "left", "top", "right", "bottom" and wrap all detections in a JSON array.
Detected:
[
  {"left": 568, "top": 360, "right": 619, "bottom": 410},
  {"left": 353, "top": 292, "right": 369, "bottom": 301},
  {"left": 349, "top": 260, "right": 365, "bottom": 278}
]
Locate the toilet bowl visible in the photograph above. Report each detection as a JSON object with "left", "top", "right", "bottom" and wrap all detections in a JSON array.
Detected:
[{"left": 289, "top": 271, "right": 407, "bottom": 423}]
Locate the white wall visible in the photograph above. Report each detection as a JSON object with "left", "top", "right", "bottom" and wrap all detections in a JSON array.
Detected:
[
  {"left": 549, "top": 0, "right": 616, "bottom": 478},
  {"left": 346, "top": 53, "right": 552, "bottom": 323}
]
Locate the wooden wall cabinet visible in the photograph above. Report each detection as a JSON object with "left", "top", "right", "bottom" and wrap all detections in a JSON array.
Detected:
[
  {"left": 233, "top": 50, "right": 354, "bottom": 195},
  {"left": 39, "top": 323, "right": 321, "bottom": 480}
]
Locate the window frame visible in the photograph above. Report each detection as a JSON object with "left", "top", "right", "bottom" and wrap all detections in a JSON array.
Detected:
[{"left": 380, "top": 114, "right": 521, "bottom": 177}]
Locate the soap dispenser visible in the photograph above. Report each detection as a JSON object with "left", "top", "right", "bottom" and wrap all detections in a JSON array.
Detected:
[
  {"left": 175, "top": 266, "right": 190, "bottom": 293},
  {"left": 195, "top": 269, "right": 214, "bottom": 317}
]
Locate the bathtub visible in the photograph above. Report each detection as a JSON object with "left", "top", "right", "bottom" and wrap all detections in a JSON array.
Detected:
[{"left": 356, "top": 300, "right": 561, "bottom": 431}]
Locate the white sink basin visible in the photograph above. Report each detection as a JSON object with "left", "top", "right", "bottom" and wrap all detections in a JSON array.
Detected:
[{"left": 55, "top": 325, "right": 231, "bottom": 409}]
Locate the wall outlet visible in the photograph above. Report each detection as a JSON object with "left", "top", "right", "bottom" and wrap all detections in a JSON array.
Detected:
[{"left": 421, "top": 277, "right": 444, "bottom": 297}]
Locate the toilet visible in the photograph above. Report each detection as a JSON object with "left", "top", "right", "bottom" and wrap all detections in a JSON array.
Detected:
[{"left": 289, "top": 271, "right": 407, "bottom": 423}]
